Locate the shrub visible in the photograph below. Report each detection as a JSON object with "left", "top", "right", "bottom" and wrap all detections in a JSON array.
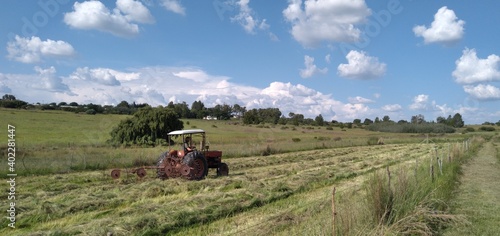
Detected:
[
  {"left": 85, "top": 109, "right": 96, "bottom": 115},
  {"left": 465, "top": 127, "right": 475, "bottom": 132},
  {"left": 291, "top": 138, "right": 301, "bottom": 142},
  {"left": 479, "top": 126, "right": 496, "bottom": 131},
  {"left": 367, "top": 123, "right": 455, "bottom": 133}
]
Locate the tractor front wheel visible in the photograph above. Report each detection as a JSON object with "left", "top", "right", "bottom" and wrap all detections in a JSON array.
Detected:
[{"left": 217, "top": 162, "right": 229, "bottom": 176}]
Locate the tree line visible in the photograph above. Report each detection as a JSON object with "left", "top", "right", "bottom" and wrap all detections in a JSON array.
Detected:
[{"left": 3, "top": 93, "right": 500, "bottom": 129}]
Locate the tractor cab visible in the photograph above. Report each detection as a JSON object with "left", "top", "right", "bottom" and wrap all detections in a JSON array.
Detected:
[{"left": 167, "top": 129, "right": 208, "bottom": 157}]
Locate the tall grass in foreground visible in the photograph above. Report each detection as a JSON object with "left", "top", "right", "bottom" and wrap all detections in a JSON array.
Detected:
[{"left": 334, "top": 136, "right": 484, "bottom": 235}]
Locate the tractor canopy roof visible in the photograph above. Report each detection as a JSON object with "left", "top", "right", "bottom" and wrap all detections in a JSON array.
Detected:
[{"left": 167, "top": 129, "right": 205, "bottom": 136}]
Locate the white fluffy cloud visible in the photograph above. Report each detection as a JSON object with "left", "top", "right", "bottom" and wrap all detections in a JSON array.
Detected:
[
  {"left": 33, "top": 66, "right": 70, "bottom": 92},
  {"left": 64, "top": 0, "right": 154, "bottom": 37},
  {"left": 0, "top": 74, "right": 12, "bottom": 93},
  {"left": 231, "top": 0, "right": 269, "bottom": 34},
  {"left": 413, "top": 6, "right": 465, "bottom": 45},
  {"left": 337, "top": 50, "right": 386, "bottom": 79},
  {"left": 381, "top": 104, "right": 402, "bottom": 112},
  {"left": 463, "top": 84, "right": 500, "bottom": 100},
  {"left": 69, "top": 67, "right": 126, "bottom": 86},
  {"left": 409, "top": 94, "right": 429, "bottom": 111},
  {"left": 160, "top": 0, "right": 186, "bottom": 15},
  {"left": 300, "top": 55, "right": 328, "bottom": 78},
  {"left": 283, "top": 0, "right": 371, "bottom": 47},
  {"left": 6, "top": 36, "right": 75, "bottom": 64},
  {"left": 2, "top": 66, "right": 378, "bottom": 121},
  {"left": 452, "top": 48, "right": 500, "bottom": 84}
]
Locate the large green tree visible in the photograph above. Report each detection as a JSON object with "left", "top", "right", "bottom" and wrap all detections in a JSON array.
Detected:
[{"left": 109, "top": 107, "right": 183, "bottom": 146}]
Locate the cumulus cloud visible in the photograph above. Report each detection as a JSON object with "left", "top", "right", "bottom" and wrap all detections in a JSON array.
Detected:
[
  {"left": 69, "top": 67, "right": 123, "bottom": 86},
  {"left": 452, "top": 48, "right": 500, "bottom": 84},
  {"left": 64, "top": 0, "right": 154, "bottom": 37},
  {"left": 463, "top": 84, "right": 500, "bottom": 100},
  {"left": 0, "top": 74, "right": 12, "bottom": 93},
  {"left": 6, "top": 35, "right": 75, "bottom": 64},
  {"left": 117, "top": 0, "right": 155, "bottom": 23},
  {"left": 337, "top": 50, "right": 386, "bottom": 79},
  {"left": 348, "top": 96, "right": 374, "bottom": 104},
  {"left": 300, "top": 55, "right": 328, "bottom": 78},
  {"left": 33, "top": 66, "right": 70, "bottom": 92},
  {"left": 230, "top": 0, "right": 269, "bottom": 35},
  {"left": 409, "top": 94, "right": 429, "bottom": 111},
  {"left": 413, "top": 6, "right": 465, "bottom": 45},
  {"left": 160, "top": 0, "right": 186, "bottom": 15},
  {"left": 283, "top": 0, "right": 371, "bottom": 47},
  {"left": 257, "top": 82, "right": 372, "bottom": 120},
  {"left": 381, "top": 104, "right": 402, "bottom": 112},
  {"left": 2, "top": 66, "right": 379, "bottom": 121}
]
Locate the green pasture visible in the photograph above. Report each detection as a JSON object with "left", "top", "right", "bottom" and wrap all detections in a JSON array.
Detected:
[{"left": 0, "top": 108, "right": 472, "bottom": 176}]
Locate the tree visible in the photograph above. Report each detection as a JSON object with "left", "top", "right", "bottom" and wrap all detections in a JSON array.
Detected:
[
  {"left": 117, "top": 100, "right": 129, "bottom": 108},
  {"left": 0, "top": 94, "right": 27, "bottom": 108},
  {"left": 315, "top": 114, "right": 325, "bottom": 126},
  {"left": 109, "top": 107, "right": 184, "bottom": 146},
  {"left": 363, "top": 118, "right": 373, "bottom": 125},
  {"left": 411, "top": 114, "right": 425, "bottom": 124},
  {"left": 191, "top": 100, "right": 206, "bottom": 119},
  {"left": 243, "top": 109, "right": 261, "bottom": 124},
  {"left": 353, "top": 119, "right": 361, "bottom": 124},
  {"left": 382, "top": 115, "right": 391, "bottom": 122},
  {"left": 173, "top": 102, "right": 192, "bottom": 118},
  {"left": 436, "top": 116, "right": 446, "bottom": 124},
  {"left": 211, "top": 104, "right": 232, "bottom": 120},
  {"left": 289, "top": 113, "right": 304, "bottom": 126},
  {"left": 451, "top": 113, "right": 464, "bottom": 128},
  {"left": 232, "top": 104, "right": 246, "bottom": 118},
  {"left": 2, "top": 94, "right": 16, "bottom": 100}
]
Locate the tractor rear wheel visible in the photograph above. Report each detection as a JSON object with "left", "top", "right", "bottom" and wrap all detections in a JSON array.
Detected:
[
  {"left": 217, "top": 162, "right": 229, "bottom": 176},
  {"left": 156, "top": 152, "right": 168, "bottom": 180},
  {"left": 182, "top": 151, "right": 208, "bottom": 180}
]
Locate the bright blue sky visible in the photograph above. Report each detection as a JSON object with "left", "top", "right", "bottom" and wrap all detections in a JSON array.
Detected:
[{"left": 1, "top": 0, "right": 500, "bottom": 124}]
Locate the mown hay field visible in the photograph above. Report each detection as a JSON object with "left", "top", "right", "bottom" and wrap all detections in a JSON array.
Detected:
[{"left": 0, "top": 109, "right": 474, "bottom": 235}]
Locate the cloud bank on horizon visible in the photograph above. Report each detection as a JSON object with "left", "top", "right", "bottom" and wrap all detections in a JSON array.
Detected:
[{"left": 1, "top": 0, "right": 499, "bottom": 123}]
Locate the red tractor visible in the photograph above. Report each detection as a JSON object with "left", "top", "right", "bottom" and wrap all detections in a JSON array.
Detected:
[{"left": 111, "top": 129, "right": 228, "bottom": 180}]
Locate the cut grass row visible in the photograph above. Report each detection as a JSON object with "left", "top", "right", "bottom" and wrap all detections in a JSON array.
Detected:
[
  {"left": 0, "top": 108, "right": 472, "bottom": 178},
  {"left": 1, "top": 143, "right": 438, "bottom": 235}
]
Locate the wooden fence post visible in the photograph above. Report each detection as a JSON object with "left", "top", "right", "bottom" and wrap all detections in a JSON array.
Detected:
[
  {"left": 431, "top": 165, "right": 434, "bottom": 182},
  {"left": 332, "top": 187, "right": 336, "bottom": 236}
]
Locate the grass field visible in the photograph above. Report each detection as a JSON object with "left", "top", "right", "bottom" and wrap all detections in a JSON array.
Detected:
[{"left": 0, "top": 108, "right": 493, "bottom": 235}]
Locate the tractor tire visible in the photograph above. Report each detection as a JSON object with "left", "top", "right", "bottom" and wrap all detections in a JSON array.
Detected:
[
  {"left": 156, "top": 152, "right": 168, "bottom": 180},
  {"left": 217, "top": 162, "right": 229, "bottom": 177},
  {"left": 182, "top": 151, "right": 208, "bottom": 180}
]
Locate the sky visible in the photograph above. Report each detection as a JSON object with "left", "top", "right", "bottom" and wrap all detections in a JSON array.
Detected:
[{"left": 1, "top": 0, "right": 500, "bottom": 124}]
